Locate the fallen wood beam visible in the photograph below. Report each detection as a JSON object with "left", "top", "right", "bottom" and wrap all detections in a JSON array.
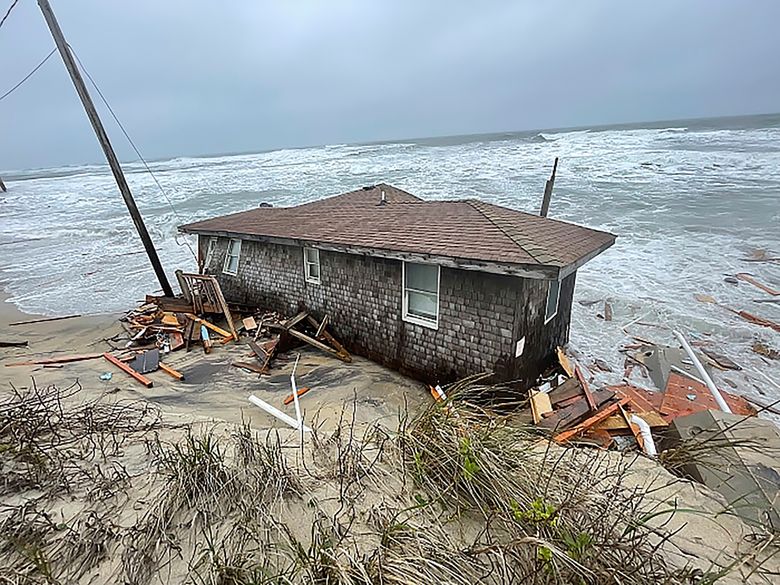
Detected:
[
  {"left": 5, "top": 353, "right": 103, "bottom": 367},
  {"left": 736, "top": 273, "right": 779, "bottom": 296},
  {"left": 554, "top": 398, "right": 630, "bottom": 444},
  {"left": 158, "top": 362, "right": 184, "bottom": 381},
  {"left": 9, "top": 314, "right": 81, "bottom": 327},
  {"left": 283, "top": 386, "right": 311, "bottom": 406},
  {"left": 305, "top": 315, "right": 351, "bottom": 362},
  {"left": 283, "top": 311, "right": 309, "bottom": 330},
  {"left": 315, "top": 315, "right": 329, "bottom": 338},
  {"left": 232, "top": 361, "right": 266, "bottom": 374},
  {"left": 103, "top": 353, "right": 153, "bottom": 388},
  {"left": 0, "top": 340, "right": 28, "bottom": 348},
  {"left": 575, "top": 365, "right": 596, "bottom": 412},
  {"left": 186, "top": 314, "right": 233, "bottom": 339},
  {"left": 288, "top": 328, "right": 351, "bottom": 362}
]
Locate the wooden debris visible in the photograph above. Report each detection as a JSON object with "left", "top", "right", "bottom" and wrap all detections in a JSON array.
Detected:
[
  {"left": 603, "top": 301, "right": 613, "bottom": 321},
  {"left": 5, "top": 353, "right": 103, "bottom": 367},
  {"left": 243, "top": 316, "right": 257, "bottom": 331},
  {"left": 575, "top": 366, "right": 597, "bottom": 412},
  {"left": 537, "top": 388, "right": 616, "bottom": 431},
  {"left": 283, "top": 387, "right": 311, "bottom": 406},
  {"left": 282, "top": 311, "right": 309, "bottom": 330},
  {"left": 186, "top": 314, "right": 233, "bottom": 339},
  {"left": 176, "top": 272, "right": 238, "bottom": 340},
  {"left": 159, "top": 362, "right": 184, "bottom": 380},
  {"left": 530, "top": 390, "right": 553, "bottom": 424},
  {"left": 595, "top": 410, "right": 667, "bottom": 431},
  {"left": 232, "top": 361, "right": 266, "bottom": 374},
  {"left": 305, "top": 315, "right": 351, "bottom": 362},
  {"left": 701, "top": 348, "right": 741, "bottom": 371},
  {"left": 103, "top": 353, "right": 153, "bottom": 388},
  {"left": 556, "top": 346, "right": 574, "bottom": 377},
  {"left": 548, "top": 377, "right": 582, "bottom": 406},
  {"left": 554, "top": 398, "right": 630, "bottom": 444},
  {"left": 9, "top": 314, "right": 81, "bottom": 326},
  {"left": 0, "top": 340, "right": 28, "bottom": 348},
  {"left": 736, "top": 310, "right": 780, "bottom": 333},
  {"left": 288, "top": 328, "right": 350, "bottom": 362},
  {"left": 315, "top": 314, "right": 329, "bottom": 338},
  {"left": 752, "top": 341, "right": 780, "bottom": 360},
  {"left": 736, "top": 273, "right": 780, "bottom": 296},
  {"left": 161, "top": 312, "right": 180, "bottom": 326}
]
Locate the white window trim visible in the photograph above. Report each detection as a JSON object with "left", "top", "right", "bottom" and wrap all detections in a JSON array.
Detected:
[
  {"left": 303, "top": 247, "right": 321, "bottom": 285},
  {"left": 544, "top": 280, "right": 561, "bottom": 324},
  {"left": 203, "top": 237, "right": 217, "bottom": 270},
  {"left": 401, "top": 261, "right": 440, "bottom": 330},
  {"left": 222, "top": 238, "right": 241, "bottom": 275}
]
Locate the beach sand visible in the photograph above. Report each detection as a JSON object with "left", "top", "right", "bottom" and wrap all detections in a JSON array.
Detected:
[{"left": 2, "top": 294, "right": 778, "bottom": 584}]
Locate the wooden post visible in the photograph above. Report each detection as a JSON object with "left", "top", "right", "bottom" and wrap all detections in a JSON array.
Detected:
[
  {"left": 36, "top": 0, "right": 174, "bottom": 297},
  {"left": 539, "top": 157, "right": 559, "bottom": 218}
]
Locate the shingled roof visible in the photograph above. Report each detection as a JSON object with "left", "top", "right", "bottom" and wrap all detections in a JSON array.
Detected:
[{"left": 179, "top": 184, "right": 615, "bottom": 278}]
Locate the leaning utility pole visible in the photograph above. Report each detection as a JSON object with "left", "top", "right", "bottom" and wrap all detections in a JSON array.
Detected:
[
  {"left": 37, "top": 0, "right": 174, "bottom": 297},
  {"left": 539, "top": 157, "right": 559, "bottom": 218}
]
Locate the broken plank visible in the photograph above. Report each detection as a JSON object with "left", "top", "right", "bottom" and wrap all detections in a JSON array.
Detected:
[
  {"left": 186, "top": 314, "right": 233, "bottom": 339},
  {"left": 243, "top": 316, "right": 257, "bottom": 331},
  {"left": 103, "top": 353, "right": 153, "bottom": 388},
  {"left": 595, "top": 410, "right": 668, "bottom": 431},
  {"left": 305, "top": 315, "right": 352, "bottom": 362},
  {"left": 548, "top": 377, "right": 582, "bottom": 406},
  {"left": 530, "top": 390, "right": 553, "bottom": 424},
  {"left": 9, "top": 314, "right": 81, "bottom": 327},
  {"left": 5, "top": 353, "right": 103, "bottom": 367},
  {"left": 283, "top": 386, "right": 311, "bottom": 406},
  {"left": 0, "top": 340, "right": 28, "bottom": 348},
  {"left": 554, "top": 398, "right": 630, "bottom": 444},
  {"left": 232, "top": 361, "right": 266, "bottom": 374},
  {"left": 556, "top": 346, "right": 574, "bottom": 377},
  {"left": 282, "top": 311, "right": 309, "bottom": 330},
  {"left": 575, "top": 365, "right": 597, "bottom": 412},
  {"left": 158, "top": 362, "right": 185, "bottom": 381},
  {"left": 315, "top": 315, "right": 329, "bottom": 338},
  {"left": 735, "top": 273, "right": 779, "bottom": 296},
  {"left": 247, "top": 340, "right": 268, "bottom": 361},
  {"left": 288, "top": 328, "right": 351, "bottom": 362}
]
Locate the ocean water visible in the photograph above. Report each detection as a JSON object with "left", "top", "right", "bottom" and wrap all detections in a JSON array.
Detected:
[{"left": 1, "top": 113, "right": 779, "bottom": 406}]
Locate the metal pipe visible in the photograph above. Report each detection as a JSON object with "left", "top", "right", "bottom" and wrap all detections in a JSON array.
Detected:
[
  {"left": 630, "top": 414, "right": 657, "bottom": 457},
  {"left": 672, "top": 330, "right": 732, "bottom": 414}
]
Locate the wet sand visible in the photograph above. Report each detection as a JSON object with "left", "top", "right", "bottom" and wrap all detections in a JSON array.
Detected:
[{"left": 0, "top": 292, "right": 425, "bottom": 433}]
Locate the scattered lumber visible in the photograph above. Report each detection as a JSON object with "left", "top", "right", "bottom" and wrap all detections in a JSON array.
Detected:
[
  {"left": 537, "top": 388, "right": 615, "bottom": 431},
  {"left": 5, "top": 353, "right": 103, "bottom": 367},
  {"left": 186, "top": 314, "right": 233, "bottom": 339},
  {"left": 288, "top": 328, "right": 351, "bottom": 363},
  {"left": 530, "top": 390, "right": 553, "bottom": 424},
  {"left": 159, "top": 362, "right": 184, "bottom": 380},
  {"left": 103, "top": 353, "right": 153, "bottom": 388},
  {"left": 9, "top": 314, "right": 81, "bottom": 326},
  {"left": 554, "top": 398, "right": 630, "bottom": 444}
]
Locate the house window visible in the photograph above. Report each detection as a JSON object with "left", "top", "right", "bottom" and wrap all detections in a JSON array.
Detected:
[
  {"left": 222, "top": 238, "right": 241, "bottom": 275},
  {"left": 303, "top": 247, "right": 321, "bottom": 284},
  {"left": 545, "top": 280, "right": 561, "bottom": 323},
  {"left": 203, "top": 237, "right": 217, "bottom": 270},
  {"left": 403, "top": 261, "right": 439, "bottom": 329}
]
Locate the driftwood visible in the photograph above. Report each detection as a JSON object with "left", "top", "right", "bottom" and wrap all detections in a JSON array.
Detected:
[
  {"left": 5, "top": 353, "right": 103, "bottom": 367},
  {"left": 9, "top": 314, "right": 81, "bottom": 326}
]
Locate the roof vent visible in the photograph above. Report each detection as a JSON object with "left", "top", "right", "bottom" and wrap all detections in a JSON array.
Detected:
[{"left": 380, "top": 189, "right": 387, "bottom": 205}]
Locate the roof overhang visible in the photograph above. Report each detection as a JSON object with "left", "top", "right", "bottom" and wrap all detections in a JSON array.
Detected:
[
  {"left": 179, "top": 227, "right": 562, "bottom": 279},
  {"left": 558, "top": 235, "right": 617, "bottom": 279}
]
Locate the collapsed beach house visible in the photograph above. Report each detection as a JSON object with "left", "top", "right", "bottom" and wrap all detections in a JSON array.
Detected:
[{"left": 179, "top": 184, "right": 615, "bottom": 388}]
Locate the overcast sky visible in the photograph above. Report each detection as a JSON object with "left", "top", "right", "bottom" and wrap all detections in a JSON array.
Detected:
[{"left": 2, "top": 0, "right": 779, "bottom": 169}]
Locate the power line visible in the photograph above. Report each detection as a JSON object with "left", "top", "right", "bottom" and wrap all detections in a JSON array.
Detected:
[
  {"left": 0, "top": 0, "right": 19, "bottom": 31},
  {"left": 0, "top": 48, "right": 57, "bottom": 102},
  {"left": 68, "top": 44, "right": 198, "bottom": 262}
]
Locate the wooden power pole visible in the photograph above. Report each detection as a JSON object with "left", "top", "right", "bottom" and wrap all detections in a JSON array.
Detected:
[
  {"left": 37, "top": 0, "right": 174, "bottom": 297},
  {"left": 539, "top": 157, "right": 559, "bottom": 218}
]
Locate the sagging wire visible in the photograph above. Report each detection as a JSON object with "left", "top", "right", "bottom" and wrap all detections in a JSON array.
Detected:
[{"left": 68, "top": 44, "right": 198, "bottom": 263}]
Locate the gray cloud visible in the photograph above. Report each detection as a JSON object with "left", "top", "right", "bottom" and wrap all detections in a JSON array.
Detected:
[{"left": 2, "top": 0, "right": 779, "bottom": 169}]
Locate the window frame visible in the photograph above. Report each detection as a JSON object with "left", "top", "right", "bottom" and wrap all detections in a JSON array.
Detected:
[
  {"left": 222, "top": 238, "right": 242, "bottom": 276},
  {"left": 402, "top": 261, "right": 440, "bottom": 330},
  {"left": 203, "top": 237, "right": 217, "bottom": 270},
  {"left": 544, "top": 279, "right": 561, "bottom": 324},
  {"left": 303, "top": 247, "right": 321, "bottom": 285}
]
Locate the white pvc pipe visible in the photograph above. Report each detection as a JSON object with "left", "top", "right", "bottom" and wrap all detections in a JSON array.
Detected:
[
  {"left": 248, "top": 395, "right": 311, "bottom": 432},
  {"left": 672, "top": 330, "right": 732, "bottom": 414},
  {"left": 290, "top": 353, "right": 304, "bottom": 431},
  {"left": 630, "top": 414, "right": 657, "bottom": 457}
]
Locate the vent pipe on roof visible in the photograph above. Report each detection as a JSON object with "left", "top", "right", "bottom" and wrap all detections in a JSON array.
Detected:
[{"left": 380, "top": 189, "right": 387, "bottom": 205}]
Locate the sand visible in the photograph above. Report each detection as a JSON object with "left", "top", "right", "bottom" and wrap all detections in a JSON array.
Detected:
[{"left": 2, "top": 294, "right": 779, "bottom": 584}]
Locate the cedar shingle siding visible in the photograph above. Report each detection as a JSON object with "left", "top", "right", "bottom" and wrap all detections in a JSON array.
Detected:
[{"left": 202, "top": 236, "right": 574, "bottom": 387}]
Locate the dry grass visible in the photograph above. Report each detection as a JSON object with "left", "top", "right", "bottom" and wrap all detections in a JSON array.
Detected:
[{"left": 1, "top": 378, "right": 776, "bottom": 584}]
